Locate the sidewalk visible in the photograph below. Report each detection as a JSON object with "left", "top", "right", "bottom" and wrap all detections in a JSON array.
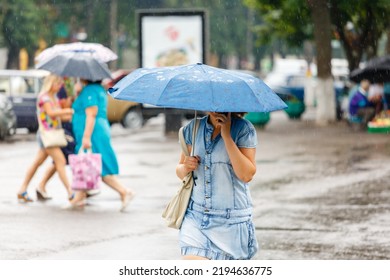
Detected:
[{"left": 1, "top": 109, "right": 389, "bottom": 260}]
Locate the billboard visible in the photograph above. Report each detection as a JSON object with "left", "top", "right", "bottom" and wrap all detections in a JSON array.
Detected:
[{"left": 138, "top": 10, "right": 206, "bottom": 68}]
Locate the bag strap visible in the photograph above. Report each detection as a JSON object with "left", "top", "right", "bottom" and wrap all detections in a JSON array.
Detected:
[
  {"left": 77, "top": 147, "right": 93, "bottom": 154},
  {"left": 179, "top": 118, "right": 200, "bottom": 157}
]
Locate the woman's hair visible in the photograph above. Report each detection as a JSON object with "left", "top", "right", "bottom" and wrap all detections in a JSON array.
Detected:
[
  {"left": 231, "top": 112, "right": 247, "bottom": 119},
  {"left": 84, "top": 79, "right": 102, "bottom": 84},
  {"left": 41, "top": 74, "right": 62, "bottom": 94}
]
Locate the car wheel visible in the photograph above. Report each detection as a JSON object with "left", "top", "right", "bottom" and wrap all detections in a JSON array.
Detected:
[
  {"left": 28, "top": 126, "right": 38, "bottom": 133},
  {"left": 8, "top": 126, "right": 16, "bottom": 136},
  {"left": 121, "top": 107, "right": 144, "bottom": 129}
]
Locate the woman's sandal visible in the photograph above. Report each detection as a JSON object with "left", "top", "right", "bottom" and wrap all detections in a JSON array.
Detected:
[
  {"left": 120, "top": 190, "right": 136, "bottom": 212},
  {"left": 63, "top": 200, "right": 86, "bottom": 210},
  {"left": 68, "top": 192, "right": 75, "bottom": 201},
  {"left": 17, "top": 192, "right": 33, "bottom": 203},
  {"left": 36, "top": 189, "right": 52, "bottom": 201}
]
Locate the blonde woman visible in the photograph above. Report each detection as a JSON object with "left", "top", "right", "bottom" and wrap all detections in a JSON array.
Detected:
[{"left": 17, "top": 74, "right": 74, "bottom": 202}]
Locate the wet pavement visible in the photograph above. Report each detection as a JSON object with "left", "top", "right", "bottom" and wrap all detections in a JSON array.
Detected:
[{"left": 0, "top": 108, "right": 389, "bottom": 260}]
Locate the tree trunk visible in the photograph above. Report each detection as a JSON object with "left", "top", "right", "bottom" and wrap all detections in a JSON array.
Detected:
[
  {"left": 331, "top": 2, "right": 382, "bottom": 72},
  {"left": 308, "top": 0, "right": 335, "bottom": 125},
  {"left": 386, "top": 27, "right": 390, "bottom": 55},
  {"left": 109, "top": 0, "right": 118, "bottom": 70},
  {"left": 6, "top": 45, "right": 19, "bottom": 70}
]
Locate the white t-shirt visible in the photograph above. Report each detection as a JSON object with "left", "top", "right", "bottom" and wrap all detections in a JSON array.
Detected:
[{"left": 368, "top": 84, "right": 384, "bottom": 98}]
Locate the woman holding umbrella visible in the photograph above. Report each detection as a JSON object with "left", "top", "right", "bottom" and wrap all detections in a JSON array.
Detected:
[
  {"left": 177, "top": 112, "right": 259, "bottom": 260},
  {"left": 108, "top": 63, "right": 286, "bottom": 257}
]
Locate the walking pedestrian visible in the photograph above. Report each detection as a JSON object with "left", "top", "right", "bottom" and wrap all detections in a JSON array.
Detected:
[
  {"left": 17, "top": 74, "right": 74, "bottom": 202},
  {"left": 69, "top": 79, "right": 135, "bottom": 211},
  {"left": 35, "top": 78, "right": 76, "bottom": 201},
  {"left": 177, "top": 112, "right": 259, "bottom": 260}
]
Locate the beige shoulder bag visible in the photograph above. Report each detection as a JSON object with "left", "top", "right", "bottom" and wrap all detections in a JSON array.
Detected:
[
  {"left": 162, "top": 118, "right": 200, "bottom": 229},
  {"left": 37, "top": 103, "right": 67, "bottom": 148}
]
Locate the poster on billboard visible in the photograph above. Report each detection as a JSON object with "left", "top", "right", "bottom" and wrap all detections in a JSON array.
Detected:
[{"left": 138, "top": 10, "right": 206, "bottom": 68}]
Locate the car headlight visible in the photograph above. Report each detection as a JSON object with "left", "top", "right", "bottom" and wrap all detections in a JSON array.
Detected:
[{"left": 0, "top": 96, "right": 12, "bottom": 111}]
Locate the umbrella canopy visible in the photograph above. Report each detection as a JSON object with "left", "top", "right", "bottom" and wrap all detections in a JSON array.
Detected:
[
  {"left": 349, "top": 55, "right": 390, "bottom": 83},
  {"left": 35, "top": 42, "right": 118, "bottom": 63},
  {"left": 36, "top": 52, "right": 112, "bottom": 82},
  {"left": 108, "top": 63, "right": 287, "bottom": 113}
]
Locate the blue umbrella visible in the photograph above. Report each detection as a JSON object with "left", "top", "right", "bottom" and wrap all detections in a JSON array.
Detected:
[{"left": 108, "top": 63, "right": 287, "bottom": 113}]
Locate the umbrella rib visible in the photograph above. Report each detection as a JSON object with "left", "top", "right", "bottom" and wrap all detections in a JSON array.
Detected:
[
  {"left": 155, "top": 76, "right": 177, "bottom": 107},
  {"left": 218, "top": 71, "right": 268, "bottom": 111}
]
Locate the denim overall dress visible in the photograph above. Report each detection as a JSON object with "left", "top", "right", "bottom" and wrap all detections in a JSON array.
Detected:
[{"left": 179, "top": 116, "right": 259, "bottom": 260}]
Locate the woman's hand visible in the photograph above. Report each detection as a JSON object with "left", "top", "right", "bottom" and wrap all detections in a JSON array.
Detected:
[
  {"left": 64, "top": 108, "right": 74, "bottom": 115},
  {"left": 183, "top": 155, "right": 201, "bottom": 173},
  {"left": 215, "top": 112, "right": 231, "bottom": 139},
  {"left": 82, "top": 136, "right": 92, "bottom": 150},
  {"left": 61, "top": 114, "right": 72, "bottom": 122},
  {"left": 82, "top": 106, "right": 97, "bottom": 151},
  {"left": 60, "top": 108, "right": 73, "bottom": 121}
]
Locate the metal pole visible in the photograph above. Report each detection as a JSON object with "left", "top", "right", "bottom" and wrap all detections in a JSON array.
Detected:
[
  {"left": 110, "top": 0, "right": 118, "bottom": 70},
  {"left": 190, "top": 110, "right": 198, "bottom": 156}
]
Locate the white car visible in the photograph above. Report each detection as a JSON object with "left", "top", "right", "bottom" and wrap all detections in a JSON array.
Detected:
[
  {"left": 0, "top": 93, "right": 17, "bottom": 140},
  {"left": 0, "top": 69, "right": 50, "bottom": 132}
]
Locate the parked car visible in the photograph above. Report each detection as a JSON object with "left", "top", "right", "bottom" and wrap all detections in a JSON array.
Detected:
[
  {"left": 102, "top": 69, "right": 163, "bottom": 129},
  {"left": 265, "top": 59, "right": 350, "bottom": 120},
  {"left": 0, "top": 69, "right": 50, "bottom": 132},
  {"left": 268, "top": 74, "right": 348, "bottom": 120},
  {"left": 0, "top": 92, "right": 17, "bottom": 140}
]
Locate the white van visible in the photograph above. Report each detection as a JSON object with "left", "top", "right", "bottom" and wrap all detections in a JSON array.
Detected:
[{"left": 0, "top": 69, "right": 50, "bottom": 132}]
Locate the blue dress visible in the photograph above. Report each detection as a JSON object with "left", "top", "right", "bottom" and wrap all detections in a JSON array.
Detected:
[{"left": 72, "top": 83, "right": 119, "bottom": 176}]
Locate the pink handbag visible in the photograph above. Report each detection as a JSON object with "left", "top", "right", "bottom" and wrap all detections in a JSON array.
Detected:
[{"left": 69, "top": 149, "right": 102, "bottom": 190}]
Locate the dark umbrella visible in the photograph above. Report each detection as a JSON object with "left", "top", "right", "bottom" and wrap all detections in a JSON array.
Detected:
[
  {"left": 36, "top": 52, "right": 112, "bottom": 81},
  {"left": 349, "top": 55, "right": 390, "bottom": 83}
]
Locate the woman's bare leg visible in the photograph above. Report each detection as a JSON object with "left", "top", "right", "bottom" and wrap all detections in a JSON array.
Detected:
[
  {"left": 102, "top": 175, "right": 127, "bottom": 197},
  {"left": 70, "top": 191, "right": 87, "bottom": 205},
  {"left": 102, "top": 175, "right": 135, "bottom": 211},
  {"left": 18, "top": 149, "right": 48, "bottom": 194},
  {"left": 46, "top": 147, "right": 72, "bottom": 197},
  {"left": 38, "top": 164, "right": 56, "bottom": 193}
]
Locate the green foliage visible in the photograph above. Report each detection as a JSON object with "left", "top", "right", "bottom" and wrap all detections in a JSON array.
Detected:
[
  {"left": 162, "top": 0, "right": 253, "bottom": 59},
  {"left": 244, "top": 0, "right": 312, "bottom": 47},
  {"left": 245, "top": 0, "right": 390, "bottom": 69},
  {"left": 0, "top": 0, "right": 51, "bottom": 67},
  {"left": 0, "top": 0, "right": 258, "bottom": 67},
  {"left": 1, "top": 0, "right": 46, "bottom": 51}
]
